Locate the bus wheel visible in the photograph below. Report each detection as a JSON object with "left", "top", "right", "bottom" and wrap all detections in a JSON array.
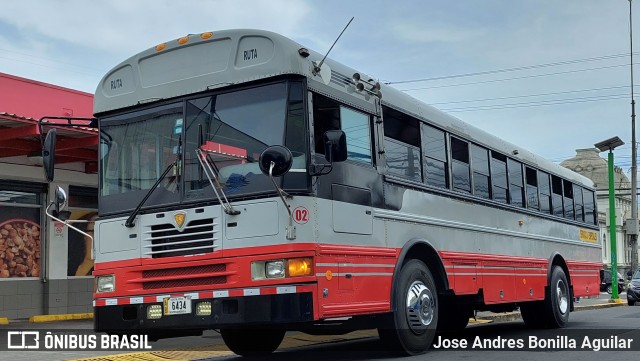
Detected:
[
  {"left": 220, "top": 328, "right": 285, "bottom": 357},
  {"left": 378, "top": 259, "right": 438, "bottom": 355},
  {"left": 544, "top": 266, "right": 570, "bottom": 328}
]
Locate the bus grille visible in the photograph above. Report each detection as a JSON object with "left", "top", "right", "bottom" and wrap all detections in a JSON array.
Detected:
[
  {"left": 143, "top": 218, "right": 219, "bottom": 258},
  {"left": 142, "top": 276, "right": 228, "bottom": 290}
]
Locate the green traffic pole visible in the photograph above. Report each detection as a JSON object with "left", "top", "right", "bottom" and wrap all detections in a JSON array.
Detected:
[{"left": 608, "top": 150, "right": 619, "bottom": 299}]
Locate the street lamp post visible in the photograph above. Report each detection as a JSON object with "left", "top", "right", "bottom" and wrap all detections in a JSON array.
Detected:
[
  {"left": 596, "top": 137, "right": 625, "bottom": 301},
  {"left": 629, "top": 0, "right": 638, "bottom": 276}
]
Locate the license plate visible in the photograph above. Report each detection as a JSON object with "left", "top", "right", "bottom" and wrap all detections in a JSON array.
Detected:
[{"left": 163, "top": 296, "right": 191, "bottom": 315}]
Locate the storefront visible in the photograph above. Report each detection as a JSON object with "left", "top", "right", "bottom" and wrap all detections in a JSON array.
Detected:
[{"left": 0, "top": 72, "right": 97, "bottom": 319}]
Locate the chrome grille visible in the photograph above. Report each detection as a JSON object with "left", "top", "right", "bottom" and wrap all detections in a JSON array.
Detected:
[{"left": 143, "top": 218, "right": 218, "bottom": 258}]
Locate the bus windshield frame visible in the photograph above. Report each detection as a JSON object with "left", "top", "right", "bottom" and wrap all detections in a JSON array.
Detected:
[{"left": 98, "top": 79, "right": 308, "bottom": 216}]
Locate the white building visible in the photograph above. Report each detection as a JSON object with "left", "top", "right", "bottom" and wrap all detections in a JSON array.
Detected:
[{"left": 561, "top": 148, "right": 636, "bottom": 276}]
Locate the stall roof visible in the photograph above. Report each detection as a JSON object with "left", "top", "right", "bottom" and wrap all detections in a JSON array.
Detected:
[{"left": 0, "top": 73, "right": 97, "bottom": 173}]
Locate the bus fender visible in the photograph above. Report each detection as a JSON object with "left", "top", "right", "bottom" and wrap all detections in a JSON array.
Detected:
[
  {"left": 547, "top": 252, "right": 571, "bottom": 286},
  {"left": 390, "top": 238, "right": 450, "bottom": 312}
]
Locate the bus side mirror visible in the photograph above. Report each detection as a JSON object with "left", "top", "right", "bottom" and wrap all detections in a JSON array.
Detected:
[
  {"left": 259, "top": 145, "right": 293, "bottom": 177},
  {"left": 54, "top": 185, "right": 68, "bottom": 215},
  {"left": 323, "top": 130, "right": 347, "bottom": 163},
  {"left": 43, "top": 129, "right": 57, "bottom": 182}
]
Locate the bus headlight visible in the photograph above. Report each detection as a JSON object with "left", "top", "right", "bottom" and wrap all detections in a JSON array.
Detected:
[
  {"left": 266, "top": 261, "right": 286, "bottom": 279},
  {"left": 96, "top": 275, "right": 115, "bottom": 293}
]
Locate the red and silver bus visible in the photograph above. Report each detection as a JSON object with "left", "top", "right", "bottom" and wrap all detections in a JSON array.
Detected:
[{"left": 43, "top": 29, "right": 601, "bottom": 356}]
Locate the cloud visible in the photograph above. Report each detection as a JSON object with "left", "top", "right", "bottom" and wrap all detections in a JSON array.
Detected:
[{"left": 391, "top": 22, "right": 481, "bottom": 44}]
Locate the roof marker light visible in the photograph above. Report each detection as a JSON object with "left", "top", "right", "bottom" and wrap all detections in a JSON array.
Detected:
[
  {"left": 155, "top": 43, "right": 166, "bottom": 52},
  {"left": 200, "top": 32, "right": 213, "bottom": 40},
  {"left": 178, "top": 36, "right": 190, "bottom": 45}
]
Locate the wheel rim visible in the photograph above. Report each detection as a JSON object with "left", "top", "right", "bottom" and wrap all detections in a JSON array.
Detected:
[
  {"left": 555, "top": 279, "right": 569, "bottom": 315},
  {"left": 405, "top": 280, "right": 435, "bottom": 333}
]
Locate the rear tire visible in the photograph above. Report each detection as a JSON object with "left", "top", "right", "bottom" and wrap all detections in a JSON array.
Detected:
[
  {"left": 629, "top": 300, "right": 636, "bottom": 306},
  {"left": 544, "top": 266, "right": 570, "bottom": 328},
  {"left": 220, "top": 328, "right": 285, "bottom": 357},
  {"left": 377, "top": 259, "right": 438, "bottom": 355}
]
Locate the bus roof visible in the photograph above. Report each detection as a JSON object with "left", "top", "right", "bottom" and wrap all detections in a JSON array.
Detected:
[{"left": 94, "top": 29, "right": 594, "bottom": 188}]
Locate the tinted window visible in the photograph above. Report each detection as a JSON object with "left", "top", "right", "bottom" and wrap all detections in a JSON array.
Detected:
[
  {"left": 385, "top": 138, "right": 422, "bottom": 182},
  {"left": 563, "top": 179, "right": 574, "bottom": 219},
  {"left": 422, "top": 124, "right": 448, "bottom": 188},
  {"left": 526, "top": 167, "right": 539, "bottom": 210},
  {"left": 508, "top": 159, "right": 524, "bottom": 207},
  {"left": 538, "top": 171, "right": 551, "bottom": 214},
  {"left": 552, "top": 175, "right": 564, "bottom": 217},
  {"left": 451, "top": 137, "right": 470, "bottom": 193},
  {"left": 574, "top": 185, "right": 585, "bottom": 222},
  {"left": 584, "top": 188, "right": 596, "bottom": 224},
  {"left": 471, "top": 144, "right": 490, "bottom": 199},
  {"left": 491, "top": 152, "right": 508, "bottom": 204}
]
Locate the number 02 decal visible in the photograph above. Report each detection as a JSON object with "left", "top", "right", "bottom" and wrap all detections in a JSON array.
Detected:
[{"left": 293, "top": 206, "right": 310, "bottom": 224}]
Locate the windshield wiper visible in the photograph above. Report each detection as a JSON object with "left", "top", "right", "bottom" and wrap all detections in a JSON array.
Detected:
[
  {"left": 125, "top": 157, "right": 179, "bottom": 228},
  {"left": 195, "top": 148, "right": 241, "bottom": 215}
]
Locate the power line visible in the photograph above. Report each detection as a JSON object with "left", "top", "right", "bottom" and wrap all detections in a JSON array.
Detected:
[
  {"left": 399, "top": 62, "right": 636, "bottom": 92},
  {"left": 428, "top": 85, "right": 637, "bottom": 106},
  {"left": 440, "top": 94, "right": 628, "bottom": 113},
  {"left": 387, "top": 52, "right": 638, "bottom": 85}
]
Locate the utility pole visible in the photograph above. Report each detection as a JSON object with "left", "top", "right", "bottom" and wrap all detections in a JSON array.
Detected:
[{"left": 629, "top": 0, "right": 638, "bottom": 274}]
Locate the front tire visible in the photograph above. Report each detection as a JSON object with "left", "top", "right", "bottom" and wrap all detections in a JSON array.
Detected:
[
  {"left": 220, "top": 328, "right": 285, "bottom": 357},
  {"left": 629, "top": 300, "right": 636, "bottom": 306},
  {"left": 378, "top": 259, "right": 438, "bottom": 355}
]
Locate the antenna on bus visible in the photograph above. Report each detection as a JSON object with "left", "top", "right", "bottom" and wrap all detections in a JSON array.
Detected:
[{"left": 312, "top": 17, "right": 355, "bottom": 75}]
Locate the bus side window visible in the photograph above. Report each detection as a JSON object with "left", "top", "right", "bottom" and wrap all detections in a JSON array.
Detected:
[
  {"left": 312, "top": 93, "right": 340, "bottom": 155},
  {"left": 538, "top": 171, "right": 551, "bottom": 214},
  {"left": 451, "top": 137, "right": 470, "bottom": 193},
  {"left": 312, "top": 93, "right": 372, "bottom": 165},
  {"left": 382, "top": 106, "right": 421, "bottom": 181},
  {"left": 340, "top": 107, "right": 372, "bottom": 164},
  {"left": 470, "top": 144, "right": 490, "bottom": 199},
  {"left": 551, "top": 175, "right": 564, "bottom": 217},
  {"left": 525, "top": 167, "right": 539, "bottom": 210},
  {"left": 491, "top": 152, "right": 508, "bottom": 203},
  {"left": 574, "top": 185, "right": 585, "bottom": 222},
  {"left": 584, "top": 188, "right": 596, "bottom": 224},
  {"left": 563, "top": 179, "right": 575, "bottom": 220},
  {"left": 422, "top": 124, "right": 448, "bottom": 189},
  {"left": 508, "top": 158, "right": 524, "bottom": 207}
]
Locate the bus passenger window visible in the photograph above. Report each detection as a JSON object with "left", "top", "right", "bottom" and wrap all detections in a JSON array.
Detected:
[
  {"left": 563, "top": 179, "right": 575, "bottom": 219},
  {"left": 574, "top": 185, "right": 585, "bottom": 222},
  {"left": 538, "top": 171, "right": 551, "bottom": 214},
  {"left": 584, "top": 188, "right": 596, "bottom": 224},
  {"left": 491, "top": 152, "right": 508, "bottom": 203},
  {"left": 383, "top": 107, "right": 421, "bottom": 181},
  {"left": 422, "top": 124, "right": 448, "bottom": 189},
  {"left": 508, "top": 158, "right": 524, "bottom": 207},
  {"left": 525, "top": 167, "right": 539, "bottom": 210},
  {"left": 451, "top": 137, "right": 470, "bottom": 193},
  {"left": 312, "top": 94, "right": 340, "bottom": 155},
  {"left": 470, "top": 144, "right": 490, "bottom": 199},
  {"left": 551, "top": 175, "right": 564, "bottom": 217}
]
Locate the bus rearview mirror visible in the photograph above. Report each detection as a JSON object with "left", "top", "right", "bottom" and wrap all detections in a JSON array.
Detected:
[
  {"left": 323, "top": 130, "right": 347, "bottom": 163},
  {"left": 43, "top": 129, "right": 57, "bottom": 182}
]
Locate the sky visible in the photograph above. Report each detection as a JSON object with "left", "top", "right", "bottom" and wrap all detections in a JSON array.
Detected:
[{"left": 1, "top": 0, "right": 638, "bottom": 171}]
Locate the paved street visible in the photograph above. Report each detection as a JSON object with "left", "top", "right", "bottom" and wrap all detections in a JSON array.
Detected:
[{"left": 0, "top": 292, "right": 635, "bottom": 361}]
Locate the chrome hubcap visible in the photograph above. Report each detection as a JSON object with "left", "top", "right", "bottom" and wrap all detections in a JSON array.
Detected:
[
  {"left": 556, "top": 279, "right": 569, "bottom": 315},
  {"left": 405, "top": 281, "right": 435, "bottom": 333}
]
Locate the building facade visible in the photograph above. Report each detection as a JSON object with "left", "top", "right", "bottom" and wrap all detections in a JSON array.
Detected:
[
  {"left": 0, "top": 72, "right": 98, "bottom": 319},
  {"left": 561, "top": 148, "right": 636, "bottom": 276}
]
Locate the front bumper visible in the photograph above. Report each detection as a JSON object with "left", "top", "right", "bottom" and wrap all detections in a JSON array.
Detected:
[{"left": 95, "top": 291, "right": 314, "bottom": 332}]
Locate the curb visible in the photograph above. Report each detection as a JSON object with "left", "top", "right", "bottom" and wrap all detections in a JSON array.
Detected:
[
  {"left": 0, "top": 317, "right": 8, "bottom": 325},
  {"left": 475, "top": 302, "right": 627, "bottom": 323},
  {"left": 29, "top": 313, "right": 93, "bottom": 323}
]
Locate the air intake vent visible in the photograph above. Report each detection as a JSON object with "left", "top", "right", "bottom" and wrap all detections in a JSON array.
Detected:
[{"left": 143, "top": 218, "right": 219, "bottom": 258}]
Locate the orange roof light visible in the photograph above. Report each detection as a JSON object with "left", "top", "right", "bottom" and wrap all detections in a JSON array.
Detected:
[
  {"left": 155, "top": 43, "right": 166, "bottom": 52},
  {"left": 178, "top": 36, "right": 190, "bottom": 45},
  {"left": 200, "top": 32, "right": 213, "bottom": 40}
]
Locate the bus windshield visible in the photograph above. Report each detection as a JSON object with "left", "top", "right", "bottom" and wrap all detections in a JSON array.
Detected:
[{"left": 99, "top": 81, "right": 307, "bottom": 215}]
